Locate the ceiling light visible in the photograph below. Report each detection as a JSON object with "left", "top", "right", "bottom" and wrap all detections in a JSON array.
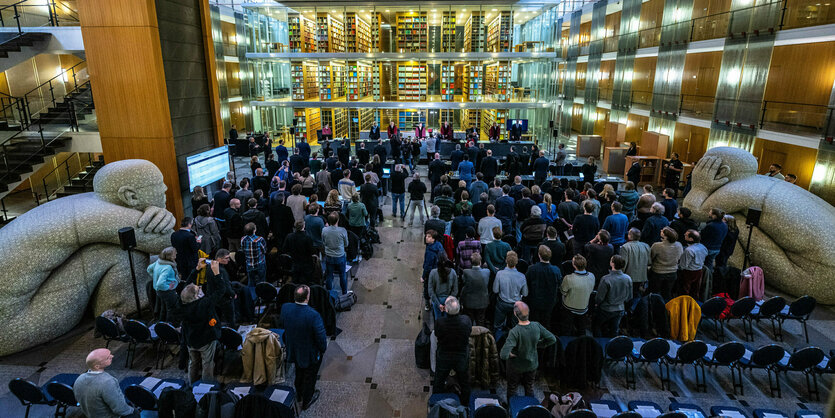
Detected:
[{"left": 492, "top": 8, "right": 498, "bottom": 11}]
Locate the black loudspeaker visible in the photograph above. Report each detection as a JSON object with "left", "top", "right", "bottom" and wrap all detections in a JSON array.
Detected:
[
  {"left": 290, "top": 127, "right": 295, "bottom": 135},
  {"left": 553, "top": 129, "right": 559, "bottom": 137},
  {"left": 746, "top": 207, "right": 762, "bottom": 227},
  {"left": 549, "top": 120, "right": 555, "bottom": 128},
  {"left": 292, "top": 118, "right": 297, "bottom": 126},
  {"left": 118, "top": 227, "right": 136, "bottom": 250}
]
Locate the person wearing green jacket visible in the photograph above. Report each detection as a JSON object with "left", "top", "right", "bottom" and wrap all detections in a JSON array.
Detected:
[
  {"left": 346, "top": 193, "right": 368, "bottom": 238},
  {"left": 484, "top": 226, "right": 511, "bottom": 274},
  {"left": 500, "top": 301, "right": 556, "bottom": 402}
]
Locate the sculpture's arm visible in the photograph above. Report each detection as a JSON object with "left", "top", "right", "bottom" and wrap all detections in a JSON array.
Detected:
[
  {"left": 683, "top": 156, "right": 730, "bottom": 214},
  {"left": 74, "top": 199, "right": 172, "bottom": 254}
]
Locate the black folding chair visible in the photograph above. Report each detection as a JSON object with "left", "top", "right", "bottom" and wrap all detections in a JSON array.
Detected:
[
  {"left": 8, "top": 378, "right": 54, "bottom": 418},
  {"left": 668, "top": 340, "right": 708, "bottom": 392},
  {"left": 123, "top": 319, "right": 157, "bottom": 369},
  {"left": 613, "top": 413, "right": 642, "bottom": 418},
  {"left": 564, "top": 410, "right": 597, "bottom": 418},
  {"left": 474, "top": 403, "right": 508, "bottom": 418},
  {"left": 217, "top": 326, "right": 244, "bottom": 375},
  {"left": 632, "top": 338, "right": 670, "bottom": 390},
  {"left": 776, "top": 295, "right": 816, "bottom": 343},
  {"left": 740, "top": 344, "right": 785, "bottom": 398},
  {"left": 153, "top": 322, "right": 181, "bottom": 369},
  {"left": 604, "top": 336, "right": 635, "bottom": 389},
  {"left": 518, "top": 404, "right": 553, "bottom": 418},
  {"left": 95, "top": 315, "right": 126, "bottom": 348},
  {"left": 124, "top": 384, "right": 158, "bottom": 411},
  {"left": 254, "top": 282, "right": 279, "bottom": 323},
  {"left": 44, "top": 381, "right": 78, "bottom": 418},
  {"left": 706, "top": 341, "right": 746, "bottom": 395},
  {"left": 781, "top": 346, "right": 825, "bottom": 401},
  {"left": 751, "top": 296, "right": 786, "bottom": 340},
  {"left": 277, "top": 254, "right": 294, "bottom": 283},
  {"left": 723, "top": 296, "right": 756, "bottom": 341},
  {"left": 700, "top": 296, "right": 728, "bottom": 341}
]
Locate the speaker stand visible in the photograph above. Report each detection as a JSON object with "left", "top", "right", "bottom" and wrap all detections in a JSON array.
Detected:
[
  {"left": 126, "top": 247, "right": 143, "bottom": 318},
  {"left": 743, "top": 224, "right": 755, "bottom": 270}
]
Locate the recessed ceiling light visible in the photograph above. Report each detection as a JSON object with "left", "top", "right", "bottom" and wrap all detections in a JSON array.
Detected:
[{"left": 492, "top": 8, "right": 498, "bottom": 11}]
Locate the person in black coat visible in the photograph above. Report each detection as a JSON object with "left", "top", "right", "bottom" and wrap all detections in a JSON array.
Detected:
[
  {"left": 279, "top": 285, "right": 328, "bottom": 410},
  {"left": 428, "top": 153, "right": 446, "bottom": 199},
  {"left": 480, "top": 150, "right": 498, "bottom": 184},
  {"left": 627, "top": 161, "right": 641, "bottom": 186},
  {"left": 297, "top": 139, "right": 311, "bottom": 162},
  {"left": 289, "top": 148, "right": 306, "bottom": 175},
  {"left": 390, "top": 135, "right": 402, "bottom": 164},
  {"left": 171, "top": 218, "right": 200, "bottom": 278},
  {"left": 369, "top": 122, "right": 381, "bottom": 140},
  {"left": 359, "top": 175, "right": 379, "bottom": 227},
  {"left": 282, "top": 222, "right": 316, "bottom": 284},
  {"left": 450, "top": 145, "right": 464, "bottom": 172},
  {"left": 525, "top": 245, "right": 562, "bottom": 330},
  {"left": 179, "top": 263, "right": 227, "bottom": 384},
  {"left": 337, "top": 140, "right": 351, "bottom": 167},
  {"left": 269, "top": 194, "right": 294, "bottom": 247},
  {"left": 223, "top": 199, "right": 244, "bottom": 251},
  {"left": 212, "top": 183, "right": 233, "bottom": 221},
  {"left": 357, "top": 142, "right": 370, "bottom": 166}
]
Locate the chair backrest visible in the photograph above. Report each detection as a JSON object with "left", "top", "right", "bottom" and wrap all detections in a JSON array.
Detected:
[
  {"left": 474, "top": 404, "right": 508, "bottom": 418},
  {"left": 676, "top": 340, "right": 708, "bottom": 363},
  {"left": 751, "top": 344, "right": 786, "bottom": 367},
  {"left": 8, "top": 378, "right": 47, "bottom": 405},
  {"left": 564, "top": 409, "right": 598, "bottom": 418},
  {"left": 605, "top": 336, "right": 634, "bottom": 360},
  {"left": 658, "top": 413, "right": 687, "bottom": 418},
  {"left": 788, "top": 347, "right": 825, "bottom": 371},
  {"left": 613, "top": 412, "right": 642, "bottom": 418},
  {"left": 712, "top": 341, "right": 745, "bottom": 365},
  {"left": 95, "top": 315, "right": 121, "bottom": 339},
  {"left": 220, "top": 327, "right": 243, "bottom": 350},
  {"left": 123, "top": 319, "right": 151, "bottom": 342},
  {"left": 154, "top": 322, "right": 180, "bottom": 345},
  {"left": 788, "top": 295, "right": 816, "bottom": 318},
  {"left": 45, "top": 382, "right": 77, "bottom": 407},
  {"left": 125, "top": 384, "right": 158, "bottom": 411},
  {"left": 255, "top": 282, "right": 278, "bottom": 302},
  {"left": 758, "top": 296, "right": 786, "bottom": 317},
  {"left": 518, "top": 404, "right": 553, "bottom": 418},
  {"left": 517, "top": 258, "right": 530, "bottom": 274},
  {"left": 640, "top": 338, "right": 670, "bottom": 361},
  {"left": 711, "top": 406, "right": 749, "bottom": 418},
  {"left": 730, "top": 297, "right": 757, "bottom": 317},
  {"left": 670, "top": 403, "right": 707, "bottom": 418},
  {"left": 561, "top": 260, "right": 574, "bottom": 276},
  {"left": 701, "top": 296, "right": 728, "bottom": 318}
]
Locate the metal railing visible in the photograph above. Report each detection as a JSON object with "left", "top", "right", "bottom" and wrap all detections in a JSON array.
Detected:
[
  {"left": 679, "top": 94, "right": 715, "bottom": 117},
  {"left": 760, "top": 100, "right": 832, "bottom": 134},
  {"left": 0, "top": 0, "right": 78, "bottom": 31},
  {"left": 21, "top": 61, "right": 88, "bottom": 124},
  {"left": 35, "top": 151, "right": 92, "bottom": 203}
]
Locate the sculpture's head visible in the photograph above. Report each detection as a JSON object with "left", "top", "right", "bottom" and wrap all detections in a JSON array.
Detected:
[
  {"left": 93, "top": 159, "right": 167, "bottom": 210},
  {"left": 701, "top": 147, "right": 758, "bottom": 183}
]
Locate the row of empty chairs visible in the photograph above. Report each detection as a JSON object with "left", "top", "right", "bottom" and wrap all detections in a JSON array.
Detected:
[
  {"left": 429, "top": 393, "right": 552, "bottom": 418},
  {"left": 700, "top": 295, "right": 816, "bottom": 343},
  {"left": 586, "top": 399, "right": 824, "bottom": 418}
]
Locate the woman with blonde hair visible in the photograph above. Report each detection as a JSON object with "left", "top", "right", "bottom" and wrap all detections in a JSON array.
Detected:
[
  {"left": 323, "top": 189, "right": 342, "bottom": 217},
  {"left": 538, "top": 193, "right": 557, "bottom": 225},
  {"left": 191, "top": 186, "right": 208, "bottom": 217},
  {"left": 530, "top": 184, "right": 543, "bottom": 204},
  {"left": 147, "top": 247, "right": 179, "bottom": 321},
  {"left": 250, "top": 155, "right": 261, "bottom": 177}
]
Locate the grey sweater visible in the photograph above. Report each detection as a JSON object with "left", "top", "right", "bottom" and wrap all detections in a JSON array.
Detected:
[
  {"left": 595, "top": 270, "right": 633, "bottom": 312},
  {"left": 321, "top": 225, "right": 348, "bottom": 257},
  {"left": 493, "top": 267, "right": 528, "bottom": 304},
  {"left": 620, "top": 241, "right": 651, "bottom": 283},
  {"left": 460, "top": 267, "right": 490, "bottom": 309},
  {"left": 428, "top": 269, "right": 459, "bottom": 307},
  {"left": 650, "top": 241, "right": 684, "bottom": 274},
  {"left": 73, "top": 372, "right": 134, "bottom": 418}
]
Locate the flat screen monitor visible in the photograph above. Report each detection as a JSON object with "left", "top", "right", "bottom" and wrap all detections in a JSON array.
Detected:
[
  {"left": 506, "top": 119, "right": 529, "bottom": 132},
  {"left": 186, "top": 145, "right": 229, "bottom": 190},
  {"left": 382, "top": 167, "right": 391, "bottom": 175}
]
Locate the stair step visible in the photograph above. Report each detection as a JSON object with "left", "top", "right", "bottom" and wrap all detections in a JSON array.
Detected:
[{"left": 62, "top": 185, "right": 90, "bottom": 193}]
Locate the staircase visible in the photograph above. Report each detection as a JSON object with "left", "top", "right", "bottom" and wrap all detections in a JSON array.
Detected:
[
  {"left": 54, "top": 155, "right": 104, "bottom": 199},
  {"left": 33, "top": 82, "right": 94, "bottom": 126},
  {"left": 0, "top": 32, "right": 51, "bottom": 59},
  {"left": 0, "top": 134, "right": 72, "bottom": 194}
]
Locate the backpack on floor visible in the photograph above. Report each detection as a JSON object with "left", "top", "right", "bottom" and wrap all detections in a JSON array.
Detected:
[
  {"left": 197, "top": 389, "right": 238, "bottom": 418},
  {"left": 331, "top": 290, "right": 357, "bottom": 311},
  {"left": 360, "top": 233, "right": 374, "bottom": 259},
  {"left": 415, "top": 323, "right": 432, "bottom": 369},
  {"left": 158, "top": 387, "right": 197, "bottom": 418}
]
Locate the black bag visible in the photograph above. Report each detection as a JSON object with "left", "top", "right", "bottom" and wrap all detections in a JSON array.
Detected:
[
  {"left": 158, "top": 387, "right": 197, "bottom": 418},
  {"left": 197, "top": 390, "right": 238, "bottom": 418},
  {"left": 415, "top": 323, "right": 432, "bottom": 369},
  {"left": 334, "top": 290, "right": 357, "bottom": 311},
  {"left": 366, "top": 226, "right": 381, "bottom": 244}
]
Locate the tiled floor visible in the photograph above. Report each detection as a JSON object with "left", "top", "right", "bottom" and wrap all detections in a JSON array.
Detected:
[{"left": 0, "top": 160, "right": 832, "bottom": 417}]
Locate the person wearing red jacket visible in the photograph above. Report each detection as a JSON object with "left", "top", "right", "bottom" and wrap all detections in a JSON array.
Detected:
[
  {"left": 440, "top": 121, "right": 454, "bottom": 141},
  {"left": 488, "top": 122, "right": 501, "bottom": 142},
  {"left": 387, "top": 121, "right": 398, "bottom": 139}
]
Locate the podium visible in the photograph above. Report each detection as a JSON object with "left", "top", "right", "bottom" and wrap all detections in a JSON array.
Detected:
[{"left": 576, "top": 135, "right": 603, "bottom": 158}]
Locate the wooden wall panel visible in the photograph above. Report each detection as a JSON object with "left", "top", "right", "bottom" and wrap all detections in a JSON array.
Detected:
[
  {"left": 765, "top": 42, "right": 835, "bottom": 106},
  {"left": 640, "top": 0, "right": 665, "bottom": 30},
  {"left": 199, "top": 0, "right": 224, "bottom": 147},
  {"left": 752, "top": 138, "right": 818, "bottom": 189},
  {"left": 625, "top": 113, "right": 649, "bottom": 144},
  {"left": 672, "top": 122, "right": 709, "bottom": 164},
  {"left": 79, "top": 0, "right": 183, "bottom": 219},
  {"left": 576, "top": 62, "right": 587, "bottom": 90},
  {"left": 681, "top": 51, "right": 722, "bottom": 96},
  {"left": 632, "top": 57, "right": 657, "bottom": 94}
]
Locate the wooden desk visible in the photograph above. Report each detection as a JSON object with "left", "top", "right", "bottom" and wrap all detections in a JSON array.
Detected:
[{"left": 625, "top": 155, "right": 662, "bottom": 186}]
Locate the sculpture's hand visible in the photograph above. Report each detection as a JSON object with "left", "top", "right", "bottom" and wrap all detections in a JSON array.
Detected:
[
  {"left": 137, "top": 206, "right": 175, "bottom": 234},
  {"left": 692, "top": 156, "right": 729, "bottom": 194}
]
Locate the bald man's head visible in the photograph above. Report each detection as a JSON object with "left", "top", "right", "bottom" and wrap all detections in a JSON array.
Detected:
[
  {"left": 513, "top": 301, "right": 530, "bottom": 321},
  {"left": 86, "top": 348, "right": 113, "bottom": 371}
]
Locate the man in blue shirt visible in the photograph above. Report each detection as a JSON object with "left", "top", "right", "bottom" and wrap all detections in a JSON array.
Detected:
[
  {"left": 240, "top": 222, "right": 266, "bottom": 291},
  {"left": 660, "top": 188, "right": 678, "bottom": 222},
  {"left": 533, "top": 150, "right": 550, "bottom": 185},
  {"left": 493, "top": 251, "right": 528, "bottom": 332},
  {"left": 458, "top": 155, "right": 475, "bottom": 187},
  {"left": 274, "top": 139, "right": 289, "bottom": 164},
  {"left": 468, "top": 173, "right": 489, "bottom": 204},
  {"left": 602, "top": 201, "right": 629, "bottom": 253},
  {"left": 700, "top": 207, "right": 728, "bottom": 271},
  {"left": 279, "top": 285, "right": 328, "bottom": 410},
  {"left": 495, "top": 185, "right": 516, "bottom": 233}
]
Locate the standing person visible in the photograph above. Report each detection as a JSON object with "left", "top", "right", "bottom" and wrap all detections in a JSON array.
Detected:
[
  {"left": 584, "top": 230, "right": 614, "bottom": 284},
  {"left": 390, "top": 133, "right": 402, "bottom": 164},
  {"left": 641, "top": 203, "right": 670, "bottom": 245},
  {"left": 242, "top": 198, "right": 269, "bottom": 240},
  {"left": 555, "top": 143, "right": 567, "bottom": 176},
  {"left": 286, "top": 184, "right": 308, "bottom": 223},
  {"left": 440, "top": 120, "right": 453, "bottom": 140},
  {"left": 428, "top": 153, "right": 446, "bottom": 200},
  {"left": 211, "top": 182, "right": 233, "bottom": 221},
  {"left": 468, "top": 173, "right": 489, "bottom": 205},
  {"left": 571, "top": 200, "right": 600, "bottom": 256},
  {"left": 73, "top": 349, "right": 137, "bottom": 418},
  {"left": 540, "top": 226, "right": 566, "bottom": 265},
  {"left": 322, "top": 212, "right": 349, "bottom": 295},
  {"left": 460, "top": 253, "right": 490, "bottom": 326},
  {"left": 649, "top": 227, "right": 684, "bottom": 301},
  {"left": 337, "top": 139, "right": 350, "bottom": 167},
  {"left": 194, "top": 204, "right": 221, "bottom": 254},
  {"left": 478, "top": 205, "right": 502, "bottom": 247},
  {"left": 485, "top": 227, "right": 512, "bottom": 274},
  {"left": 241, "top": 222, "right": 267, "bottom": 290},
  {"left": 665, "top": 153, "right": 684, "bottom": 190},
  {"left": 191, "top": 186, "right": 209, "bottom": 218},
  {"left": 282, "top": 221, "right": 316, "bottom": 285},
  {"left": 480, "top": 149, "right": 499, "bottom": 184},
  {"left": 602, "top": 202, "right": 629, "bottom": 253},
  {"left": 678, "top": 230, "right": 708, "bottom": 299},
  {"left": 581, "top": 157, "right": 597, "bottom": 184},
  {"left": 500, "top": 301, "right": 557, "bottom": 402},
  {"left": 458, "top": 155, "right": 475, "bottom": 186},
  {"left": 510, "top": 120, "right": 523, "bottom": 141},
  {"left": 279, "top": 285, "right": 328, "bottom": 410},
  {"left": 493, "top": 251, "right": 528, "bottom": 333},
  {"left": 147, "top": 247, "right": 179, "bottom": 322},
  {"left": 369, "top": 121, "right": 381, "bottom": 140},
  {"left": 179, "top": 260, "right": 227, "bottom": 384},
  {"left": 274, "top": 139, "right": 288, "bottom": 164},
  {"left": 390, "top": 164, "right": 409, "bottom": 220},
  {"left": 346, "top": 193, "right": 368, "bottom": 237},
  {"left": 433, "top": 296, "right": 472, "bottom": 402},
  {"left": 767, "top": 163, "right": 784, "bottom": 179},
  {"left": 360, "top": 174, "right": 379, "bottom": 228},
  {"left": 425, "top": 132, "right": 437, "bottom": 156},
  {"left": 428, "top": 253, "right": 458, "bottom": 320},
  {"left": 406, "top": 173, "right": 428, "bottom": 227},
  {"left": 487, "top": 178, "right": 503, "bottom": 205},
  {"left": 660, "top": 188, "right": 678, "bottom": 222},
  {"left": 229, "top": 124, "right": 238, "bottom": 142},
  {"left": 338, "top": 169, "right": 357, "bottom": 202},
  {"left": 297, "top": 137, "right": 311, "bottom": 162},
  {"left": 422, "top": 230, "right": 444, "bottom": 311},
  {"left": 425, "top": 205, "right": 447, "bottom": 235},
  {"left": 533, "top": 150, "right": 550, "bottom": 185},
  {"left": 456, "top": 227, "right": 480, "bottom": 268},
  {"left": 700, "top": 207, "right": 728, "bottom": 271},
  {"left": 626, "top": 160, "right": 642, "bottom": 186},
  {"left": 434, "top": 186, "right": 456, "bottom": 234},
  {"left": 290, "top": 148, "right": 306, "bottom": 174},
  {"left": 495, "top": 185, "right": 516, "bottom": 233},
  {"left": 223, "top": 198, "right": 244, "bottom": 251},
  {"left": 525, "top": 245, "right": 561, "bottom": 330},
  {"left": 171, "top": 217, "right": 200, "bottom": 277},
  {"left": 356, "top": 142, "right": 370, "bottom": 167},
  {"left": 620, "top": 228, "right": 650, "bottom": 297},
  {"left": 450, "top": 145, "right": 464, "bottom": 171},
  {"left": 560, "top": 255, "right": 595, "bottom": 336},
  {"left": 618, "top": 181, "right": 640, "bottom": 221},
  {"left": 670, "top": 207, "right": 699, "bottom": 244},
  {"left": 716, "top": 214, "right": 739, "bottom": 268},
  {"left": 236, "top": 178, "right": 254, "bottom": 204},
  {"left": 593, "top": 255, "right": 632, "bottom": 337},
  {"left": 488, "top": 122, "right": 501, "bottom": 142}
]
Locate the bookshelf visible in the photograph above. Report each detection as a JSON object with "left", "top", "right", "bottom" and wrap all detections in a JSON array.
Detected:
[
  {"left": 317, "top": 13, "right": 345, "bottom": 52},
  {"left": 442, "top": 12, "right": 456, "bottom": 52},
  {"left": 348, "top": 62, "right": 373, "bottom": 101},
  {"left": 398, "top": 109, "right": 424, "bottom": 132},
  {"left": 440, "top": 64, "right": 455, "bottom": 101},
  {"left": 294, "top": 108, "right": 321, "bottom": 145},
  {"left": 291, "top": 62, "right": 318, "bottom": 100},
  {"left": 485, "top": 62, "right": 510, "bottom": 102},
  {"left": 480, "top": 109, "right": 507, "bottom": 140},
  {"left": 624, "top": 156, "right": 662, "bottom": 186},
  {"left": 486, "top": 12, "right": 512, "bottom": 52},
  {"left": 318, "top": 62, "right": 346, "bottom": 101},
  {"left": 464, "top": 12, "right": 485, "bottom": 52},
  {"left": 349, "top": 108, "right": 375, "bottom": 139},
  {"left": 371, "top": 13, "right": 382, "bottom": 52},
  {"left": 372, "top": 63, "right": 381, "bottom": 100},
  {"left": 346, "top": 13, "right": 371, "bottom": 53},
  {"left": 289, "top": 15, "right": 316, "bottom": 52},
  {"left": 396, "top": 12, "right": 428, "bottom": 52},
  {"left": 397, "top": 63, "right": 427, "bottom": 101},
  {"left": 464, "top": 63, "right": 483, "bottom": 102},
  {"left": 322, "top": 109, "right": 348, "bottom": 138}
]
